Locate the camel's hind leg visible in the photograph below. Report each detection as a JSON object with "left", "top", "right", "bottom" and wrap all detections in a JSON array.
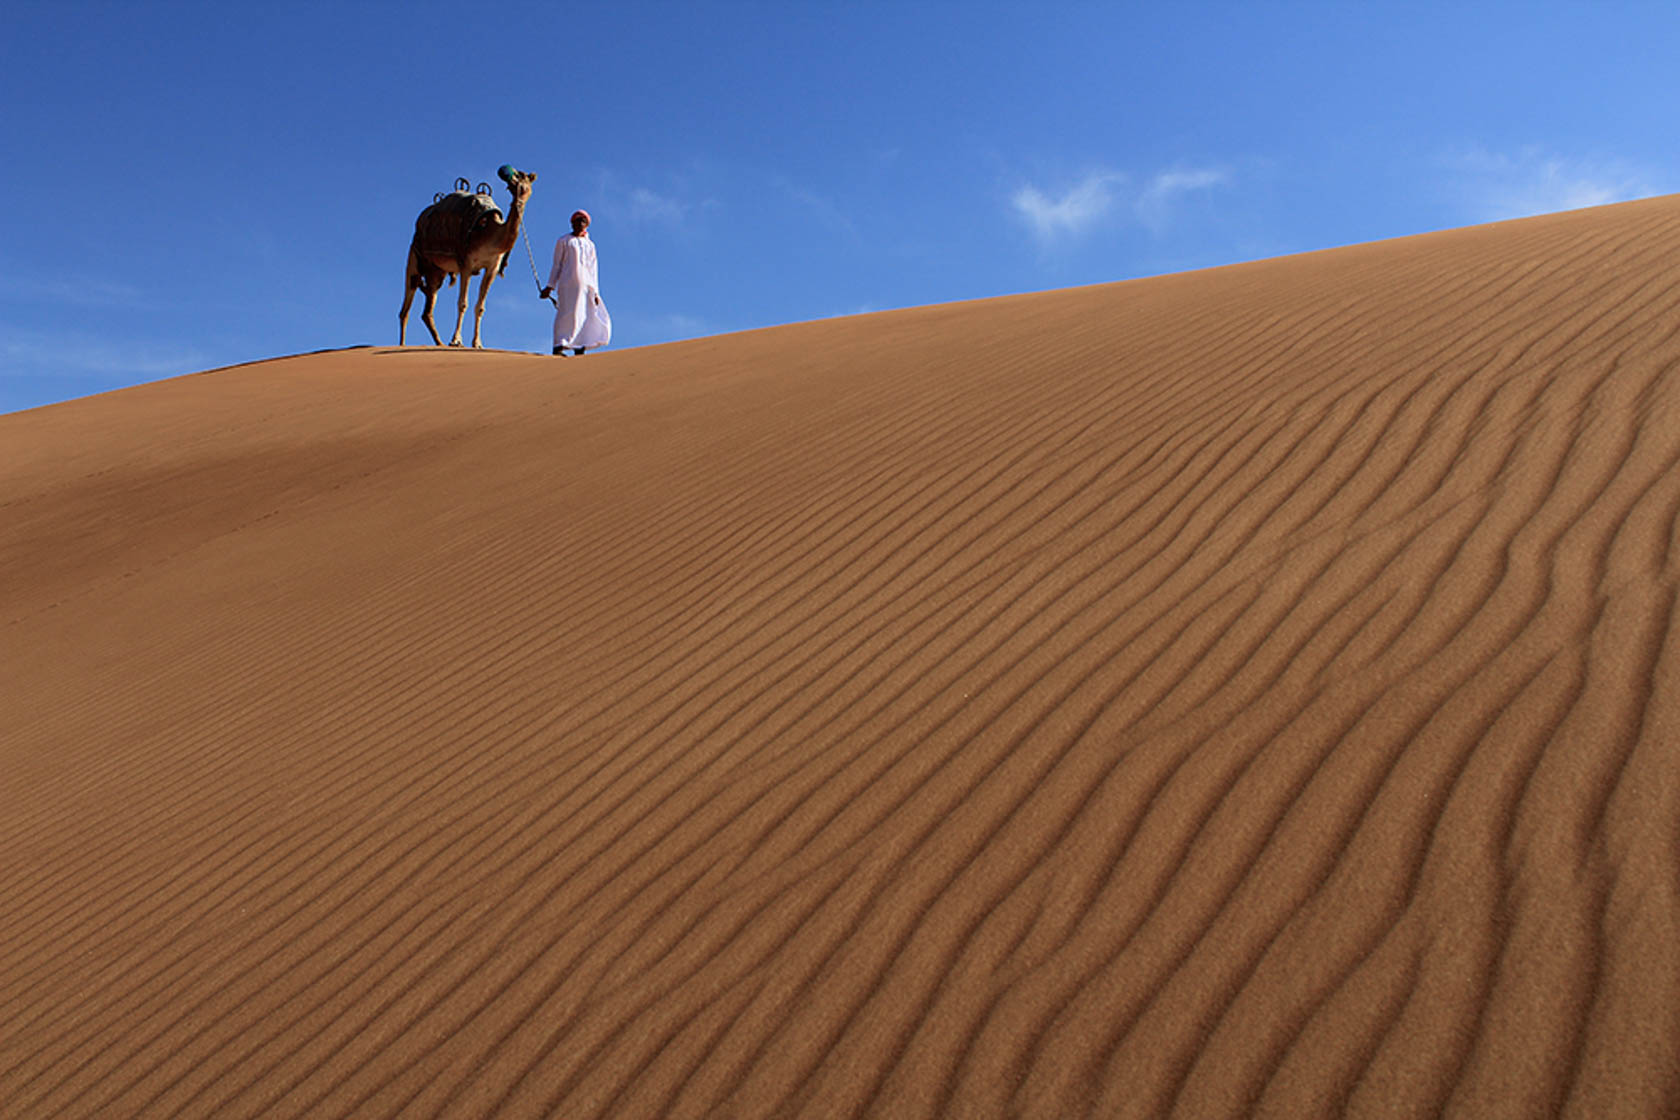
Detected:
[
  {"left": 399, "top": 248, "right": 421, "bottom": 345},
  {"left": 418, "top": 267, "right": 445, "bottom": 346},
  {"left": 448, "top": 261, "right": 472, "bottom": 346},
  {"left": 470, "top": 262, "right": 498, "bottom": 348}
]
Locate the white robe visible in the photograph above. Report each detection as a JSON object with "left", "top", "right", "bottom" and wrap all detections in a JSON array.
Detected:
[{"left": 547, "top": 233, "right": 611, "bottom": 350}]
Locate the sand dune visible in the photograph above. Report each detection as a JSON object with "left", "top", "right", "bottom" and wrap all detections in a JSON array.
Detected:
[{"left": 4, "top": 197, "right": 1679, "bottom": 1118}]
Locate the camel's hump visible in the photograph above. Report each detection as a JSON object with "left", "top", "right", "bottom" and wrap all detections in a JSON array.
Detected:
[
  {"left": 422, "top": 190, "right": 504, "bottom": 223},
  {"left": 411, "top": 190, "right": 506, "bottom": 258}
]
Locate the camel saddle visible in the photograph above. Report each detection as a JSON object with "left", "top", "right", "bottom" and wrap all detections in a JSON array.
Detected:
[{"left": 413, "top": 188, "right": 505, "bottom": 263}]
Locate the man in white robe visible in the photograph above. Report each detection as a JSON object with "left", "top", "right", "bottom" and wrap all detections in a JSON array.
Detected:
[{"left": 541, "top": 209, "right": 611, "bottom": 355}]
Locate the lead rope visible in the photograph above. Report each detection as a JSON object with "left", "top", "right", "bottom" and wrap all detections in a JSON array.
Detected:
[{"left": 523, "top": 225, "right": 556, "bottom": 305}]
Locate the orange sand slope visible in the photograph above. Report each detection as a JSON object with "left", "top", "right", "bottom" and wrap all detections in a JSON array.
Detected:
[{"left": 5, "top": 198, "right": 1680, "bottom": 1119}]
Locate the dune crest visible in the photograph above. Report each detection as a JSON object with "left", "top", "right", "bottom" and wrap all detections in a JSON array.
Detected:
[{"left": 4, "top": 198, "right": 1679, "bottom": 1117}]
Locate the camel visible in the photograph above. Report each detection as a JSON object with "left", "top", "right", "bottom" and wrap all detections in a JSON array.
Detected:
[{"left": 399, "top": 165, "right": 537, "bottom": 348}]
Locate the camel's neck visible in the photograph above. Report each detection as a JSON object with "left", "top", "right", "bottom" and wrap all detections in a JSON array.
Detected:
[{"left": 494, "top": 192, "right": 526, "bottom": 251}]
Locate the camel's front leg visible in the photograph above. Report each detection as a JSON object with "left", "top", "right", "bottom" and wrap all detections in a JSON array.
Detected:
[
  {"left": 471, "top": 267, "right": 496, "bottom": 348},
  {"left": 449, "top": 263, "right": 471, "bottom": 346}
]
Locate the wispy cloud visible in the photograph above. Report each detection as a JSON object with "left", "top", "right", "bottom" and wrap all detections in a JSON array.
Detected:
[
  {"left": 1013, "top": 166, "right": 1228, "bottom": 244},
  {"left": 1012, "top": 173, "right": 1128, "bottom": 241},
  {"left": 775, "top": 178, "right": 857, "bottom": 236},
  {"left": 0, "top": 273, "right": 160, "bottom": 310},
  {"left": 626, "top": 186, "right": 694, "bottom": 225},
  {"left": 622, "top": 311, "right": 712, "bottom": 343},
  {"left": 1443, "top": 146, "right": 1659, "bottom": 221},
  {"left": 4, "top": 333, "right": 206, "bottom": 377},
  {"left": 586, "top": 169, "right": 718, "bottom": 230},
  {"left": 653, "top": 312, "right": 708, "bottom": 335},
  {"left": 817, "top": 304, "right": 878, "bottom": 320},
  {"left": 1135, "top": 169, "right": 1228, "bottom": 233}
]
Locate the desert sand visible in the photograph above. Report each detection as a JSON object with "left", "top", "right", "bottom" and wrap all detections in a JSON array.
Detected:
[{"left": 4, "top": 197, "right": 1678, "bottom": 1118}]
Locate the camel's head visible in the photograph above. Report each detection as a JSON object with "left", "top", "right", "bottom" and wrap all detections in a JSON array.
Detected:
[{"left": 497, "top": 165, "right": 537, "bottom": 202}]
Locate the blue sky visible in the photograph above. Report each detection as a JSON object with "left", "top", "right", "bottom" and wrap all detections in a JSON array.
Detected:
[{"left": 4, "top": 2, "right": 1678, "bottom": 414}]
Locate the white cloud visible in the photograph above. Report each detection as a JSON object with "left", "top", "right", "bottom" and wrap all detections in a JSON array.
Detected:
[
  {"left": 1012, "top": 173, "right": 1128, "bottom": 241},
  {"left": 2, "top": 331, "right": 207, "bottom": 377},
  {"left": 1136, "top": 169, "right": 1228, "bottom": 233},
  {"left": 817, "top": 304, "right": 878, "bottom": 320},
  {"left": 1013, "top": 166, "right": 1228, "bottom": 244},
  {"left": 621, "top": 311, "right": 710, "bottom": 343},
  {"left": 775, "top": 178, "right": 857, "bottom": 236},
  {"left": 1444, "top": 146, "right": 1659, "bottom": 221},
  {"left": 626, "top": 186, "right": 691, "bottom": 225},
  {"left": 0, "top": 272, "right": 158, "bottom": 310},
  {"left": 585, "top": 169, "right": 717, "bottom": 230},
  {"left": 655, "top": 312, "right": 707, "bottom": 334}
]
